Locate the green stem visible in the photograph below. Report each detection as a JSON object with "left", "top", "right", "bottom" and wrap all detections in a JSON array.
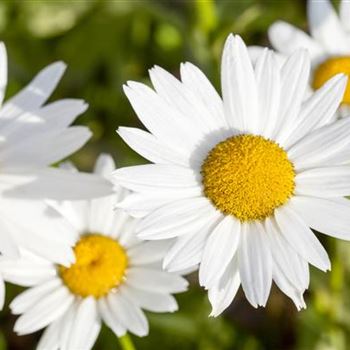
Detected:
[{"left": 118, "top": 334, "right": 136, "bottom": 350}]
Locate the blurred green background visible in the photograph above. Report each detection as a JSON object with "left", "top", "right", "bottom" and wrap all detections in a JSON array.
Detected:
[{"left": 1, "top": 0, "right": 350, "bottom": 349}]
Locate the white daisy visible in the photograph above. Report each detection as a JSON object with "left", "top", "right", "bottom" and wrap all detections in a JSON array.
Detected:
[
  {"left": 0, "top": 154, "right": 188, "bottom": 349},
  {"left": 266, "top": 0, "right": 350, "bottom": 117},
  {"left": 0, "top": 42, "right": 111, "bottom": 260},
  {"left": 114, "top": 34, "right": 350, "bottom": 316}
]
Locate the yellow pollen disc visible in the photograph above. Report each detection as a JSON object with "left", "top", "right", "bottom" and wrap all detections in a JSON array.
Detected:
[
  {"left": 312, "top": 56, "right": 350, "bottom": 105},
  {"left": 60, "top": 234, "right": 128, "bottom": 298},
  {"left": 201, "top": 134, "right": 295, "bottom": 222}
]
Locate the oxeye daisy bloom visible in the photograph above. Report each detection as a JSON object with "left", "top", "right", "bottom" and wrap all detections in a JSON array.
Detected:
[
  {"left": 0, "top": 154, "right": 188, "bottom": 349},
  {"left": 266, "top": 0, "right": 350, "bottom": 117},
  {"left": 114, "top": 34, "right": 350, "bottom": 315},
  {"left": 0, "top": 43, "right": 111, "bottom": 260}
]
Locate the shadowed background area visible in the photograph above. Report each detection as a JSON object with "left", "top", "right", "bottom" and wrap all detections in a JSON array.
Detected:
[{"left": 1, "top": 1, "right": 350, "bottom": 349}]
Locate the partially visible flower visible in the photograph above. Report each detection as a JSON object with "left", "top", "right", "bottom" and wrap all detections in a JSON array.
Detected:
[
  {"left": 265, "top": 0, "right": 350, "bottom": 116},
  {"left": 114, "top": 34, "right": 350, "bottom": 316},
  {"left": 0, "top": 42, "right": 111, "bottom": 260},
  {"left": 0, "top": 154, "right": 187, "bottom": 349}
]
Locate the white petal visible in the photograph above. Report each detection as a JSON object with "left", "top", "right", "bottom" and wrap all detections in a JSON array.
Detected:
[
  {"left": 0, "top": 99, "right": 87, "bottom": 145},
  {"left": 0, "top": 216, "right": 20, "bottom": 258},
  {"left": 221, "top": 34, "right": 258, "bottom": 132},
  {"left": 116, "top": 191, "right": 195, "bottom": 218},
  {"left": 2, "top": 271, "right": 55, "bottom": 289},
  {"left": 284, "top": 74, "right": 347, "bottom": 148},
  {"left": 292, "top": 196, "right": 350, "bottom": 240},
  {"left": 59, "top": 302, "right": 79, "bottom": 349},
  {"left": 112, "top": 215, "right": 139, "bottom": 247},
  {"left": 163, "top": 212, "right": 222, "bottom": 272},
  {"left": 0, "top": 62, "right": 66, "bottom": 120},
  {"left": 0, "top": 257, "right": 56, "bottom": 287},
  {"left": 1, "top": 126, "right": 91, "bottom": 167},
  {"left": 94, "top": 153, "right": 116, "bottom": 178},
  {"left": 5, "top": 234, "right": 70, "bottom": 270},
  {"left": 295, "top": 166, "right": 350, "bottom": 197},
  {"left": 180, "top": 62, "right": 227, "bottom": 129},
  {"left": 0, "top": 275, "right": 5, "bottom": 310},
  {"left": 4, "top": 168, "right": 113, "bottom": 200},
  {"left": 101, "top": 208, "right": 131, "bottom": 239},
  {"left": 65, "top": 298, "right": 100, "bottom": 350},
  {"left": 340, "top": 0, "right": 350, "bottom": 31},
  {"left": 117, "top": 127, "right": 188, "bottom": 167},
  {"left": 83, "top": 318, "right": 102, "bottom": 350},
  {"left": 126, "top": 267, "right": 188, "bottom": 294},
  {"left": 122, "top": 285, "right": 178, "bottom": 313},
  {"left": 49, "top": 200, "right": 89, "bottom": 233},
  {"left": 273, "top": 264, "right": 306, "bottom": 311},
  {"left": 308, "top": 0, "right": 350, "bottom": 54},
  {"left": 97, "top": 208, "right": 128, "bottom": 242},
  {"left": 88, "top": 195, "right": 117, "bottom": 234},
  {"left": 265, "top": 217, "right": 309, "bottom": 289},
  {"left": 38, "top": 126, "right": 90, "bottom": 165},
  {"left": 37, "top": 317, "right": 61, "bottom": 350},
  {"left": 98, "top": 297, "right": 126, "bottom": 337},
  {"left": 288, "top": 117, "right": 350, "bottom": 170},
  {"left": 128, "top": 240, "right": 173, "bottom": 266},
  {"left": 164, "top": 232, "right": 206, "bottom": 272},
  {"left": 254, "top": 48, "right": 281, "bottom": 138},
  {"left": 268, "top": 21, "right": 323, "bottom": 61},
  {"left": 208, "top": 257, "right": 240, "bottom": 317},
  {"left": 149, "top": 65, "right": 218, "bottom": 135},
  {"left": 10, "top": 278, "right": 61, "bottom": 314},
  {"left": 0, "top": 200, "right": 75, "bottom": 266},
  {"left": 14, "top": 285, "right": 73, "bottom": 335},
  {"left": 199, "top": 215, "right": 240, "bottom": 288},
  {"left": 274, "top": 50, "right": 310, "bottom": 145},
  {"left": 113, "top": 164, "right": 200, "bottom": 194},
  {"left": 238, "top": 222, "right": 272, "bottom": 307},
  {"left": 0, "top": 42, "right": 7, "bottom": 105},
  {"left": 314, "top": 147, "right": 350, "bottom": 166},
  {"left": 123, "top": 82, "right": 199, "bottom": 154},
  {"left": 136, "top": 198, "right": 215, "bottom": 240},
  {"left": 274, "top": 202, "right": 330, "bottom": 271},
  {"left": 248, "top": 45, "right": 267, "bottom": 65},
  {"left": 107, "top": 292, "right": 149, "bottom": 337}
]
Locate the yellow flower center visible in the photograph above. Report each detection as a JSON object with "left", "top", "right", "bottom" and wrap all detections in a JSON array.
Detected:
[
  {"left": 201, "top": 134, "right": 295, "bottom": 222},
  {"left": 59, "top": 234, "right": 128, "bottom": 298},
  {"left": 312, "top": 56, "right": 350, "bottom": 105}
]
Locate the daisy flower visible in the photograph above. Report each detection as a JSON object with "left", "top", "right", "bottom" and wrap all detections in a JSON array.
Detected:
[
  {"left": 114, "top": 34, "right": 350, "bottom": 315},
  {"left": 267, "top": 0, "right": 350, "bottom": 117},
  {"left": 0, "top": 42, "right": 111, "bottom": 259},
  {"left": 0, "top": 154, "right": 188, "bottom": 349}
]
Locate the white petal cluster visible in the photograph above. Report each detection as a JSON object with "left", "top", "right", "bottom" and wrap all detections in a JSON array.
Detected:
[{"left": 0, "top": 43, "right": 111, "bottom": 263}]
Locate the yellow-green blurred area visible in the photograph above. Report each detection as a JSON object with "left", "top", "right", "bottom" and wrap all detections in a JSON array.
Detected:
[{"left": 1, "top": 0, "right": 350, "bottom": 349}]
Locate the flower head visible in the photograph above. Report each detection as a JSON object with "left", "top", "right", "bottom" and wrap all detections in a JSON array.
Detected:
[
  {"left": 0, "top": 154, "right": 187, "bottom": 349},
  {"left": 267, "top": 0, "right": 350, "bottom": 116},
  {"left": 115, "top": 34, "right": 350, "bottom": 315}
]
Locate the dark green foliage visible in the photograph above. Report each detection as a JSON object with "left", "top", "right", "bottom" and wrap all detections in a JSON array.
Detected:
[{"left": 1, "top": 1, "right": 349, "bottom": 349}]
